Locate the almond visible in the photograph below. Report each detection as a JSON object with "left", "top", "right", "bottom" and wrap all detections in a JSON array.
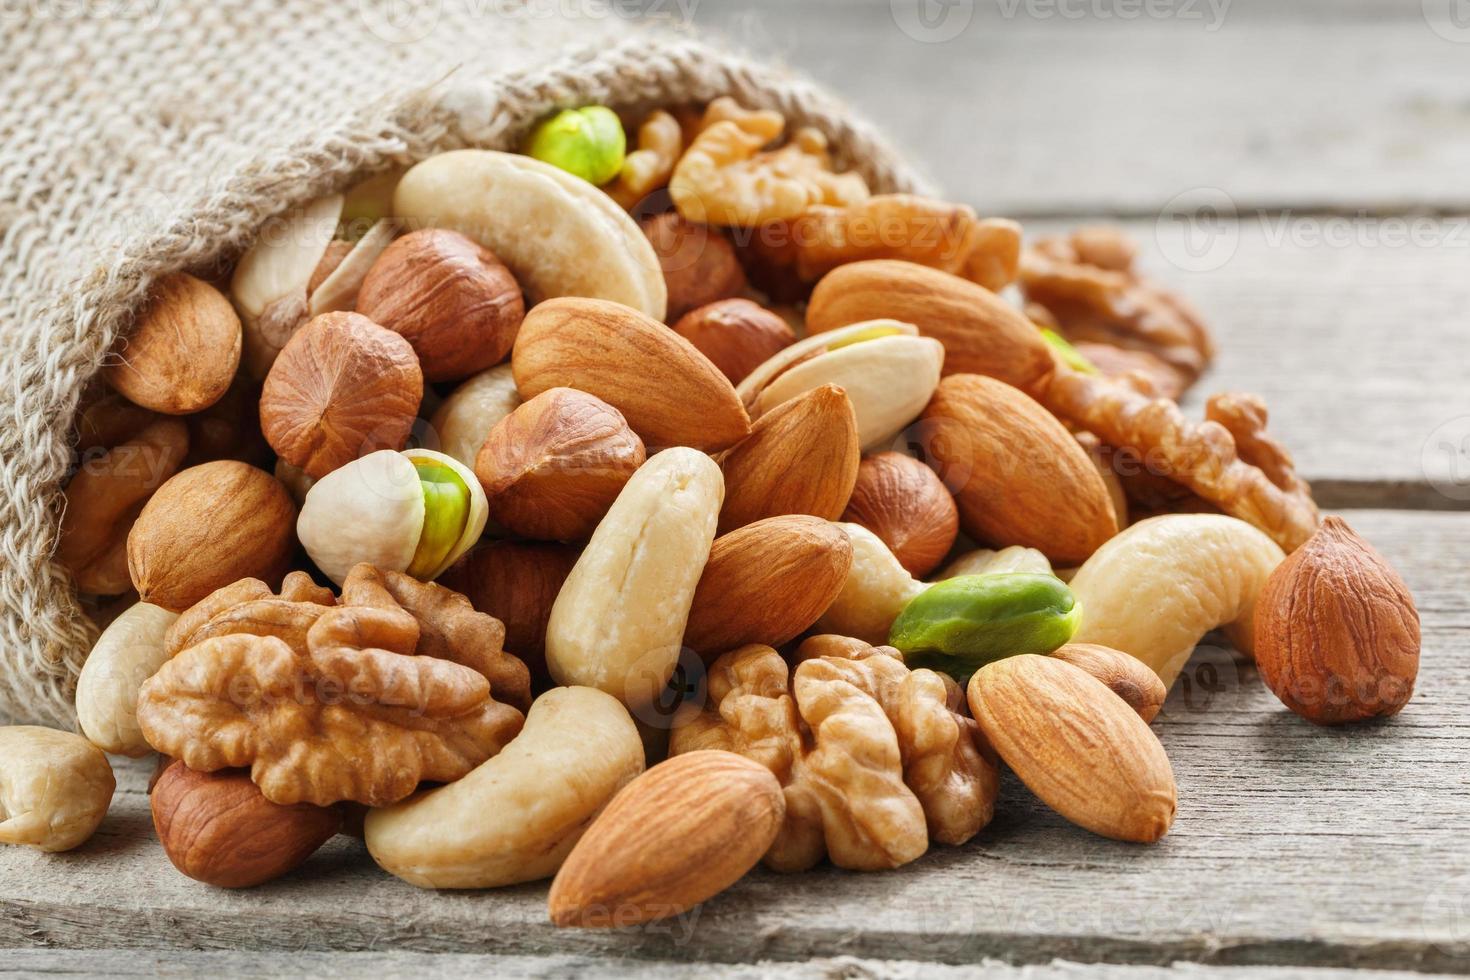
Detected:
[
  {"left": 512, "top": 297, "right": 750, "bottom": 452},
  {"left": 968, "top": 654, "right": 1176, "bottom": 843},
  {"left": 684, "top": 515, "right": 853, "bottom": 658},
  {"left": 921, "top": 374, "right": 1118, "bottom": 566},
  {"left": 105, "top": 272, "right": 242, "bottom": 415},
  {"left": 1050, "top": 643, "right": 1167, "bottom": 723},
  {"left": 716, "top": 383, "right": 860, "bottom": 534},
  {"left": 548, "top": 750, "right": 784, "bottom": 927},
  {"left": 840, "top": 451, "right": 958, "bottom": 578},
  {"left": 807, "top": 260, "right": 1053, "bottom": 391}
]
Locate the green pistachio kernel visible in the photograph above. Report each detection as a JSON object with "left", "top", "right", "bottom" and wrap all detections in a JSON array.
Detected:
[
  {"left": 889, "top": 573, "right": 1081, "bottom": 681},
  {"left": 1039, "top": 329, "right": 1098, "bottom": 374},
  {"left": 408, "top": 458, "right": 472, "bottom": 579},
  {"left": 524, "top": 106, "right": 627, "bottom": 185}
]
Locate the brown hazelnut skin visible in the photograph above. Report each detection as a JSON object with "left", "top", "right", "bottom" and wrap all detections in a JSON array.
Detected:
[
  {"left": 672, "top": 298, "right": 796, "bottom": 385},
  {"left": 126, "top": 460, "right": 297, "bottom": 613},
  {"left": 105, "top": 272, "right": 242, "bottom": 415},
  {"left": 259, "top": 311, "right": 423, "bottom": 480},
  {"left": 473, "top": 387, "right": 645, "bottom": 541},
  {"left": 841, "top": 452, "right": 959, "bottom": 578},
  {"left": 641, "top": 212, "right": 747, "bottom": 321},
  {"left": 151, "top": 762, "right": 341, "bottom": 889},
  {"left": 356, "top": 229, "right": 525, "bottom": 382},
  {"left": 1254, "top": 516, "right": 1420, "bottom": 726},
  {"left": 440, "top": 540, "right": 580, "bottom": 688}
]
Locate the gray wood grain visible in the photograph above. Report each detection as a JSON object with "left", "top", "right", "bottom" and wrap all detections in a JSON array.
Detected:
[
  {"left": 691, "top": 0, "right": 1470, "bottom": 215},
  {"left": 2, "top": 509, "right": 1466, "bottom": 972},
  {"left": 1020, "top": 215, "right": 1470, "bottom": 506},
  {"left": 2, "top": 949, "right": 1465, "bottom": 979}
]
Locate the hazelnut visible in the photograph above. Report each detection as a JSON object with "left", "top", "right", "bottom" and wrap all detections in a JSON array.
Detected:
[
  {"left": 356, "top": 229, "right": 526, "bottom": 382},
  {"left": 126, "top": 460, "right": 298, "bottom": 612},
  {"left": 1254, "top": 517, "right": 1420, "bottom": 725},
  {"left": 641, "top": 212, "right": 746, "bottom": 321},
  {"left": 260, "top": 311, "right": 424, "bottom": 480},
  {"left": 441, "top": 540, "right": 581, "bottom": 685},
  {"left": 105, "top": 272, "right": 242, "bottom": 415},
  {"left": 672, "top": 298, "right": 796, "bottom": 385},
  {"left": 840, "top": 452, "right": 959, "bottom": 578},
  {"left": 474, "top": 387, "right": 646, "bottom": 541},
  {"left": 151, "top": 762, "right": 341, "bottom": 889}
]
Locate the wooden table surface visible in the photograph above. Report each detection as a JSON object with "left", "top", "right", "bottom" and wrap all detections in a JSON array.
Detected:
[{"left": 6, "top": 2, "right": 1470, "bottom": 977}]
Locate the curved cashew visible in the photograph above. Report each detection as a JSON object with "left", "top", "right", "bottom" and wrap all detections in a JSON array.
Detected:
[
  {"left": 76, "top": 601, "right": 179, "bottom": 756},
  {"left": 1069, "top": 514, "right": 1284, "bottom": 689},
  {"left": 937, "top": 546, "right": 1053, "bottom": 580},
  {"left": 815, "top": 523, "right": 925, "bottom": 645},
  {"left": 0, "top": 727, "right": 116, "bottom": 852},
  {"left": 393, "top": 150, "right": 666, "bottom": 321},
  {"left": 364, "top": 686, "right": 643, "bottom": 889}
]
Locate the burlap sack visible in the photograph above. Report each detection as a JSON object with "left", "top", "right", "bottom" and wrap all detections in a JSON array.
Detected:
[{"left": 0, "top": 1, "right": 927, "bottom": 727}]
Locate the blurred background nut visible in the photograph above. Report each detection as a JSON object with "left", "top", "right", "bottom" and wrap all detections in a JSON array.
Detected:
[
  {"left": 182, "top": 377, "right": 271, "bottom": 468},
  {"left": 429, "top": 364, "right": 522, "bottom": 471},
  {"left": 737, "top": 320, "right": 943, "bottom": 452},
  {"left": 297, "top": 449, "right": 488, "bottom": 586},
  {"left": 523, "top": 106, "right": 627, "bottom": 186},
  {"left": 841, "top": 452, "right": 958, "bottom": 578},
  {"left": 260, "top": 311, "right": 424, "bottom": 480},
  {"left": 684, "top": 515, "right": 852, "bottom": 659},
  {"left": 474, "top": 388, "right": 645, "bottom": 541},
  {"left": 230, "top": 193, "right": 397, "bottom": 378},
  {"left": 151, "top": 762, "right": 341, "bottom": 889},
  {"left": 356, "top": 228, "right": 526, "bottom": 382},
  {"left": 0, "top": 727, "right": 115, "bottom": 852},
  {"left": 75, "top": 601, "right": 179, "bottom": 756},
  {"left": 513, "top": 297, "right": 749, "bottom": 453},
  {"left": 126, "top": 460, "right": 297, "bottom": 612},
  {"left": 441, "top": 541, "right": 581, "bottom": 688},
  {"left": 641, "top": 212, "right": 747, "bottom": 321},
  {"left": 57, "top": 417, "right": 189, "bottom": 595},
  {"left": 716, "top": 383, "right": 859, "bottom": 534},
  {"left": 672, "top": 298, "right": 795, "bottom": 385},
  {"left": 104, "top": 272, "right": 242, "bottom": 415}
]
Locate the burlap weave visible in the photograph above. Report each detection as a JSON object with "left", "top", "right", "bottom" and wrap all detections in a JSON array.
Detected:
[{"left": 0, "top": 1, "right": 925, "bottom": 727}]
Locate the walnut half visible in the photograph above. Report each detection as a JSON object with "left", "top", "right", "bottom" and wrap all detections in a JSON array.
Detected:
[{"left": 669, "top": 639, "right": 996, "bottom": 872}]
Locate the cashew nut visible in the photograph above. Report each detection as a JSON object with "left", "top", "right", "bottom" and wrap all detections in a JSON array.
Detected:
[
  {"left": 428, "top": 363, "right": 521, "bottom": 471},
  {"left": 937, "top": 546, "right": 1053, "bottom": 580},
  {"left": 364, "top": 686, "right": 643, "bottom": 889},
  {"left": 1068, "top": 514, "right": 1285, "bottom": 688},
  {"left": 0, "top": 727, "right": 116, "bottom": 852},
  {"left": 545, "top": 448, "right": 722, "bottom": 707},
  {"left": 75, "top": 601, "right": 180, "bottom": 756},
  {"left": 393, "top": 150, "right": 667, "bottom": 321},
  {"left": 815, "top": 523, "right": 925, "bottom": 645}
]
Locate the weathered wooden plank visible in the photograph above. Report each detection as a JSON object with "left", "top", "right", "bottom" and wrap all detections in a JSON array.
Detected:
[
  {"left": 1, "top": 949, "right": 1464, "bottom": 980},
  {"left": 2, "top": 509, "right": 1465, "bottom": 972},
  {"left": 691, "top": 0, "right": 1470, "bottom": 215},
  {"left": 1022, "top": 215, "right": 1470, "bottom": 506}
]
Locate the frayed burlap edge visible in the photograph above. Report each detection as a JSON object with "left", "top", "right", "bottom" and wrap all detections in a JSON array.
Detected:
[{"left": 0, "top": 35, "right": 929, "bottom": 728}]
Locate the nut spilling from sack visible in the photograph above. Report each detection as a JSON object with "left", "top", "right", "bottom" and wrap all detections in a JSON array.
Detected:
[{"left": 25, "top": 99, "right": 1418, "bottom": 931}]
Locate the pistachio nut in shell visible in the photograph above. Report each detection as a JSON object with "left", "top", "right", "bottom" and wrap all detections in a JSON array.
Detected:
[
  {"left": 297, "top": 448, "right": 488, "bottom": 586},
  {"left": 393, "top": 149, "right": 665, "bottom": 320},
  {"left": 889, "top": 573, "right": 1080, "bottom": 682},
  {"left": 737, "top": 320, "right": 944, "bottom": 452},
  {"left": 523, "top": 106, "right": 627, "bottom": 186}
]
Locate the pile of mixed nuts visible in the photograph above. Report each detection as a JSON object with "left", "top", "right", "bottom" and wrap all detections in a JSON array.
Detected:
[{"left": 2, "top": 100, "right": 1421, "bottom": 926}]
